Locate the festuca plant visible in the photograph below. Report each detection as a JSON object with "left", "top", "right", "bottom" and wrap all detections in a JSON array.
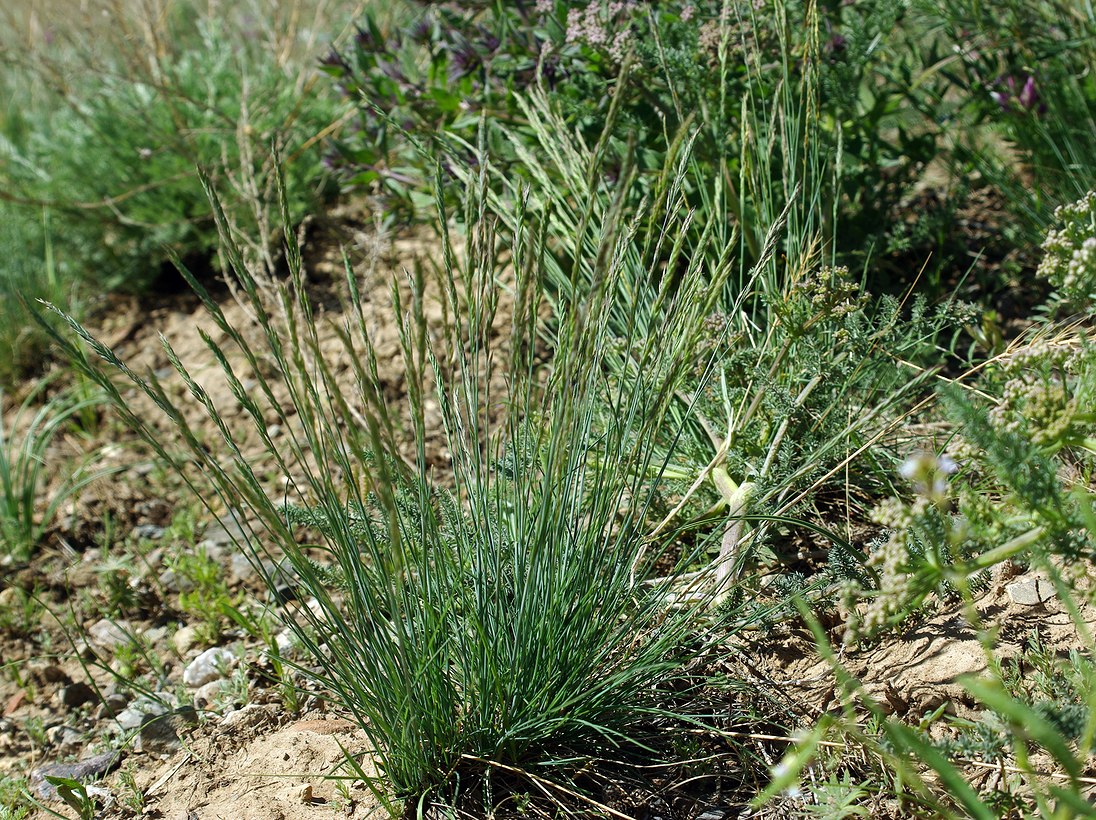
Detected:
[
  {"left": 46, "top": 146, "right": 757, "bottom": 811},
  {"left": 462, "top": 90, "right": 970, "bottom": 599}
]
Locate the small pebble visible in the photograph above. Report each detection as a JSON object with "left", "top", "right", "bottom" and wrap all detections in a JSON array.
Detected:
[
  {"left": 132, "top": 524, "right": 165, "bottom": 540},
  {"left": 46, "top": 725, "right": 83, "bottom": 750},
  {"left": 58, "top": 682, "right": 98, "bottom": 709},
  {"left": 143, "top": 625, "right": 169, "bottom": 646},
  {"left": 230, "top": 553, "right": 258, "bottom": 584},
  {"left": 89, "top": 618, "right": 132, "bottom": 649},
  {"left": 220, "top": 704, "right": 272, "bottom": 731},
  {"left": 172, "top": 625, "right": 201, "bottom": 656},
  {"left": 0, "top": 587, "right": 19, "bottom": 608},
  {"left": 137, "top": 712, "right": 181, "bottom": 755},
  {"left": 158, "top": 568, "right": 195, "bottom": 593},
  {"left": 98, "top": 692, "right": 131, "bottom": 720},
  {"left": 202, "top": 511, "right": 248, "bottom": 547}
]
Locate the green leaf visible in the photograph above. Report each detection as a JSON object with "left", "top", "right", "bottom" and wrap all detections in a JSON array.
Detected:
[{"left": 44, "top": 776, "right": 94, "bottom": 820}]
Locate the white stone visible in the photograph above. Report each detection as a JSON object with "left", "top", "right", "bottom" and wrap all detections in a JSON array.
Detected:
[{"left": 182, "top": 647, "right": 236, "bottom": 688}]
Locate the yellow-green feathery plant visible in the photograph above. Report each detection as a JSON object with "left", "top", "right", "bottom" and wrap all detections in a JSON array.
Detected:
[{"left": 770, "top": 330, "right": 1096, "bottom": 817}]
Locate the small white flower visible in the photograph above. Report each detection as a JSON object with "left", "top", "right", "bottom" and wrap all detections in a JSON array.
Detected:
[
  {"left": 897, "top": 453, "right": 926, "bottom": 480},
  {"left": 771, "top": 760, "right": 792, "bottom": 780},
  {"left": 899, "top": 452, "right": 957, "bottom": 502}
]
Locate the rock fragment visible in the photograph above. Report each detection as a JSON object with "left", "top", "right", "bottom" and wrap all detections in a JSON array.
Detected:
[
  {"left": 57, "top": 682, "right": 98, "bottom": 709},
  {"left": 137, "top": 711, "right": 181, "bottom": 755},
  {"left": 220, "top": 703, "right": 273, "bottom": 731},
  {"left": 194, "top": 679, "right": 231, "bottom": 709},
  {"left": 30, "top": 750, "right": 120, "bottom": 799},
  {"left": 98, "top": 692, "right": 130, "bottom": 720},
  {"left": 1006, "top": 577, "right": 1055, "bottom": 605},
  {"left": 172, "top": 624, "right": 201, "bottom": 656}
]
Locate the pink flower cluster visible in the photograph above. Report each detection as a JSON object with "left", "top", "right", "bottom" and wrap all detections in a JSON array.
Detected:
[{"left": 565, "top": 1, "right": 637, "bottom": 61}]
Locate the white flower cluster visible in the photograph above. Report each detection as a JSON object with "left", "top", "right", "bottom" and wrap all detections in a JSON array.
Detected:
[
  {"left": 1038, "top": 191, "right": 1096, "bottom": 307},
  {"left": 989, "top": 340, "right": 1079, "bottom": 447}
]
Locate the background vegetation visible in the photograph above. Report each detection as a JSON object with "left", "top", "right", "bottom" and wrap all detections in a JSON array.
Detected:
[{"left": 1, "top": 0, "right": 1096, "bottom": 817}]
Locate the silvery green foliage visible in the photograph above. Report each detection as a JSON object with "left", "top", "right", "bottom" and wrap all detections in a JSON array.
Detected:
[
  {"left": 1038, "top": 191, "right": 1096, "bottom": 307},
  {"left": 42, "top": 147, "right": 748, "bottom": 809}
]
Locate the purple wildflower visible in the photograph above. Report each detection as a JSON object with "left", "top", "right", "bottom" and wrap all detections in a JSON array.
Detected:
[
  {"left": 991, "top": 74, "right": 1044, "bottom": 115},
  {"left": 448, "top": 38, "right": 481, "bottom": 80},
  {"left": 408, "top": 16, "right": 433, "bottom": 44},
  {"left": 1018, "top": 75, "right": 1040, "bottom": 111},
  {"left": 539, "top": 52, "right": 561, "bottom": 87},
  {"left": 477, "top": 27, "right": 501, "bottom": 54}
]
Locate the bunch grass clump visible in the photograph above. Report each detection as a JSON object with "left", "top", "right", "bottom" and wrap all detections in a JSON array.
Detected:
[
  {"left": 463, "top": 89, "right": 970, "bottom": 597},
  {"left": 44, "top": 136, "right": 757, "bottom": 810}
]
